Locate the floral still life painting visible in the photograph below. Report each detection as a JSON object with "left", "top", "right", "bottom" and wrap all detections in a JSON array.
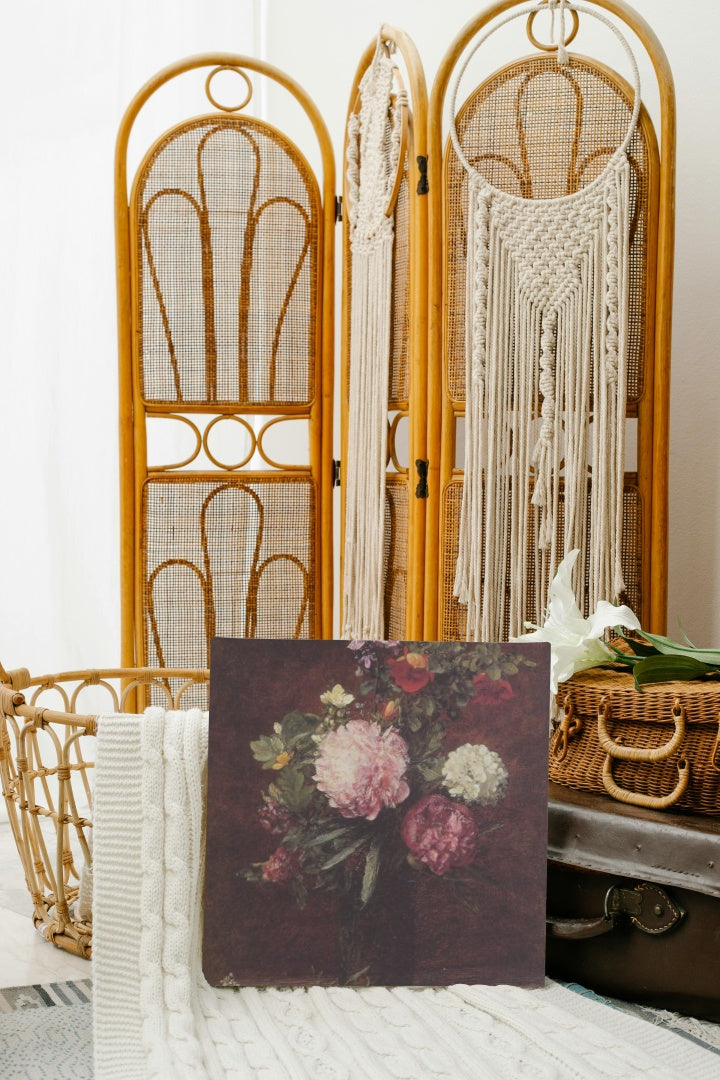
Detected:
[{"left": 203, "top": 638, "right": 550, "bottom": 988}]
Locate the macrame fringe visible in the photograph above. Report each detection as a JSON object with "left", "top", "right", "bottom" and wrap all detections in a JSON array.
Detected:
[
  {"left": 446, "top": 0, "right": 641, "bottom": 641},
  {"left": 341, "top": 41, "right": 402, "bottom": 640},
  {"left": 454, "top": 159, "right": 633, "bottom": 641}
]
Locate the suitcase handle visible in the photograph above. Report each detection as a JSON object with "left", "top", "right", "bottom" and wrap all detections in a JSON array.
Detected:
[
  {"left": 547, "top": 883, "right": 685, "bottom": 939},
  {"left": 597, "top": 699, "right": 686, "bottom": 762}
]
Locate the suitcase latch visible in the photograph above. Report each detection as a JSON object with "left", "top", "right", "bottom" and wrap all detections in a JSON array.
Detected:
[{"left": 605, "top": 882, "right": 685, "bottom": 935}]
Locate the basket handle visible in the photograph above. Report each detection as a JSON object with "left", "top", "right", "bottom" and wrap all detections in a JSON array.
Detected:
[
  {"left": 601, "top": 754, "right": 690, "bottom": 809},
  {"left": 550, "top": 697, "right": 583, "bottom": 761},
  {"left": 712, "top": 720, "right": 720, "bottom": 774},
  {"left": 597, "top": 698, "right": 686, "bottom": 762}
]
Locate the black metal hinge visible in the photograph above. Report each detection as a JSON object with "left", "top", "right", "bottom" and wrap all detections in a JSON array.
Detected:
[
  {"left": 332, "top": 459, "right": 341, "bottom": 487},
  {"left": 416, "top": 156, "right": 429, "bottom": 196},
  {"left": 335, "top": 195, "right": 343, "bottom": 222},
  {"left": 415, "top": 459, "right": 429, "bottom": 498}
]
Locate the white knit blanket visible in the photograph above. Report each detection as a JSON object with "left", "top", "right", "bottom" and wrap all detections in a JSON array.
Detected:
[{"left": 92, "top": 709, "right": 717, "bottom": 1079}]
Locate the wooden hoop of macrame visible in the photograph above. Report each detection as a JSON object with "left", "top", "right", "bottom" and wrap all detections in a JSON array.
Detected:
[
  {"left": 449, "top": 1, "right": 641, "bottom": 640},
  {"left": 342, "top": 39, "right": 407, "bottom": 639}
]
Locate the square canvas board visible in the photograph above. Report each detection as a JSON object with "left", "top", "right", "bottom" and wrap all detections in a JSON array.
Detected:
[{"left": 203, "top": 638, "right": 550, "bottom": 988}]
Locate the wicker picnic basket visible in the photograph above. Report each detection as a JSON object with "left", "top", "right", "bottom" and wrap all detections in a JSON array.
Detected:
[
  {"left": 0, "top": 661, "right": 208, "bottom": 958},
  {"left": 550, "top": 667, "right": 720, "bottom": 814}
]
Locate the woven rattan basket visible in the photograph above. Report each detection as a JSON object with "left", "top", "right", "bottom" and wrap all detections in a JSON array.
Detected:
[
  {"left": 0, "top": 662, "right": 208, "bottom": 958},
  {"left": 551, "top": 667, "right": 720, "bottom": 814}
]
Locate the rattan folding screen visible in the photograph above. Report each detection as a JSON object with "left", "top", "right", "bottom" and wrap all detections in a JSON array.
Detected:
[
  {"left": 116, "top": 1, "right": 674, "bottom": 671},
  {"left": 339, "top": 0, "right": 673, "bottom": 643},
  {"left": 116, "top": 56, "right": 335, "bottom": 696}
]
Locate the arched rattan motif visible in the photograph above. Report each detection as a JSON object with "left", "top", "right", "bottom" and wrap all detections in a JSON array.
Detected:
[{"left": 116, "top": 56, "right": 335, "bottom": 695}]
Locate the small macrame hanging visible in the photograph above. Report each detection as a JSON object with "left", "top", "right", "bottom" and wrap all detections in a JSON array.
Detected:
[
  {"left": 450, "top": 0, "right": 641, "bottom": 640},
  {"left": 342, "top": 37, "right": 406, "bottom": 639}
]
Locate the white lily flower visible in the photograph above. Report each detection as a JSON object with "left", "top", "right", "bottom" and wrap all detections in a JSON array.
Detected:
[
  {"left": 513, "top": 549, "right": 641, "bottom": 696},
  {"left": 320, "top": 684, "right": 354, "bottom": 708}
]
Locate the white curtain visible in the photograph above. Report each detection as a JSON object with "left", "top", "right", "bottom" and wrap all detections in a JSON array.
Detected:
[{"left": 0, "top": 0, "right": 264, "bottom": 674}]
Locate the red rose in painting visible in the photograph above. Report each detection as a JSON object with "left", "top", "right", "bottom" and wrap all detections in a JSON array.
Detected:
[
  {"left": 388, "top": 650, "right": 433, "bottom": 693},
  {"left": 401, "top": 794, "right": 478, "bottom": 875},
  {"left": 471, "top": 673, "right": 513, "bottom": 705},
  {"left": 262, "top": 846, "right": 301, "bottom": 883},
  {"left": 258, "top": 798, "right": 293, "bottom": 835}
]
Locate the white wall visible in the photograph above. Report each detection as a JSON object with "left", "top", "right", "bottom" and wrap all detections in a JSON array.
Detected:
[
  {"left": 0, "top": 0, "right": 718, "bottom": 677},
  {"left": 0, "top": 0, "right": 263, "bottom": 674}
]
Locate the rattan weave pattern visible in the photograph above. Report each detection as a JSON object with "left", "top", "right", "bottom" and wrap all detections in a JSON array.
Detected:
[
  {"left": 551, "top": 668, "right": 720, "bottom": 814},
  {"left": 136, "top": 116, "right": 319, "bottom": 406},
  {"left": 445, "top": 56, "right": 650, "bottom": 406},
  {"left": 390, "top": 170, "right": 410, "bottom": 405},
  {"left": 142, "top": 475, "right": 315, "bottom": 684},
  {"left": 384, "top": 476, "right": 409, "bottom": 639},
  {"left": 439, "top": 478, "right": 643, "bottom": 642}
]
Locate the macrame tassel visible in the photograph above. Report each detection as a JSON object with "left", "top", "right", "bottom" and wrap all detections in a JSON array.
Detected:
[
  {"left": 341, "top": 42, "right": 402, "bottom": 640},
  {"left": 551, "top": 0, "right": 570, "bottom": 64},
  {"left": 453, "top": 178, "right": 489, "bottom": 637},
  {"left": 532, "top": 307, "right": 558, "bottom": 549},
  {"left": 342, "top": 238, "right": 394, "bottom": 638},
  {"left": 455, "top": 153, "right": 633, "bottom": 639}
]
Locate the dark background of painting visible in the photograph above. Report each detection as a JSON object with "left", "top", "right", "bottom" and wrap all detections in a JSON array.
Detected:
[{"left": 203, "top": 638, "right": 550, "bottom": 987}]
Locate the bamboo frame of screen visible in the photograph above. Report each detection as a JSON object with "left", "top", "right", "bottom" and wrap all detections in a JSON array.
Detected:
[
  {"left": 424, "top": 0, "right": 675, "bottom": 638},
  {"left": 0, "top": 661, "right": 209, "bottom": 958},
  {"left": 115, "top": 55, "right": 336, "bottom": 679},
  {"left": 340, "top": 26, "right": 429, "bottom": 639}
]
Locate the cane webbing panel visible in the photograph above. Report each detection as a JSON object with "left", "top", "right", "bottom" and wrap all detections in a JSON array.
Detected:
[
  {"left": 142, "top": 475, "right": 316, "bottom": 675},
  {"left": 390, "top": 170, "right": 410, "bottom": 405},
  {"left": 384, "top": 476, "right": 409, "bottom": 639},
  {"left": 445, "top": 55, "right": 651, "bottom": 405},
  {"left": 439, "top": 478, "right": 642, "bottom": 642},
  {"left": 135, "top": 116, "right": 319, "bottom": 407}
]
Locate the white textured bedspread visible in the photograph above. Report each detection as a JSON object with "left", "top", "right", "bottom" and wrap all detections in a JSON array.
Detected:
[{"left": 92, "top": 709, "right": 717, "bottom": 1079}]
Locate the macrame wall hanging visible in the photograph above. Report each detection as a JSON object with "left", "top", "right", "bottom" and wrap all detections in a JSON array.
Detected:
[
  {"left": 450, "top": 1, "right": 641, "bottom": 641},
  {"left": 342, "top": 37, "right": 407, "bottom": 639}
]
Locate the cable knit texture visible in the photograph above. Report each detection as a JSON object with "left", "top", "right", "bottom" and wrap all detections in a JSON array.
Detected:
[{"left": 92, "top": 709, "right": 718, "bottom": 1078}]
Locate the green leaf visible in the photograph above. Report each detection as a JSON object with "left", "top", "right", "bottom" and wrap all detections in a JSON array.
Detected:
[
  {"left": 249, "top": 735, "right": 284, "bottom": 763},
  {"left": 618, "top": 637, "right": 659, "bottom": 658},
  {"left": 636, "top": 631, "right": 720, "bottom": 667},
  {"left": 632, "top": 654, "right": 718, "bottom": 689},
  {"left": 360, "top": 839, "right": 382, "bottom": 906},
  {"left": 272, "top": 767, "right": 314, "bottom": 812},
  {"left": 319, "top": 835, "right": 368, "bottom": 870},
  {"left": 676, "top": 622, "right": 696, "bottom": 649},
  {"left": 281, "top": 710, "right": 319, "bottom": 747},
  {"left": 603, "top": 642, "right": 640, "bottom": 666},
  {"left": 304, "top": 825, "right": 359, "bottom": 848}
]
